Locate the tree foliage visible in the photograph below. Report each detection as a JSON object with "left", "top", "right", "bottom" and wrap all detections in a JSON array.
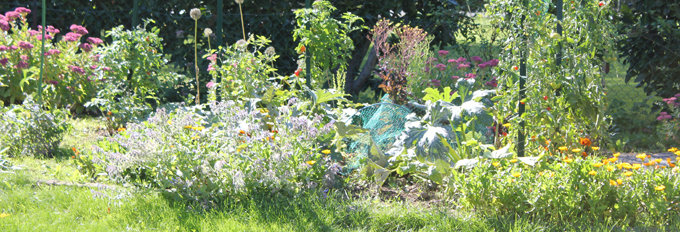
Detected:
[{"left": 617, "top": 0, "right": 680, "bottom": 98}]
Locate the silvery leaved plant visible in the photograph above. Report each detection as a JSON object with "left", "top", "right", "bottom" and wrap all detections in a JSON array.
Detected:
[{"left": 82, "top": 99, "right": 338, "bottom": 207}]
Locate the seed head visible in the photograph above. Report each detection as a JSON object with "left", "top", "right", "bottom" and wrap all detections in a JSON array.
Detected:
[
  {"left": 235, "top": 39, "right": 247, "bottom": 51},
  {"left": 204, "top": 28, "right": 213, "bottom": 37},
  {"left": 264, "top": 46, "right": 275, "bottom": 56},
  {"left": 235, "top": 0, "right": 244, "bottom": 4},
  {"left": 190, "top": 8, "right": 202, "bottom": 20}
]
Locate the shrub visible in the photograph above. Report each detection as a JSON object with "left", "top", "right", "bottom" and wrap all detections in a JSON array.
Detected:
[
  {"left": 371, "top": 20, "right": 429, "bottom": 105},
  {"left": 452, "top": 155, "right": 680, "bottom": 225},
  {"left": 205, "top": 36, "right": 288, "bottom": 104},
  {"left": 292, "top": 0, "right": 365, "bottom": 89},
  {"left": 86, "top": 20, "right": 187, "bottom": 130},
  {"left": 657, "top": 94, "right": 680, "bottom": 146},
  {"left": 0, "top": 7, "right": 106, "bottom": 110},
  {"left": 81, "top": 100, "right": 338, "bottom": 206},
  {"left": 0, "top": 97, "right": 71, "bottom": 157}
]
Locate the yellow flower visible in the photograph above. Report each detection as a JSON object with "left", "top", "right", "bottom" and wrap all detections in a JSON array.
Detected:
[
  {"left": 669, "top": 147, "right": 678, "bottom": 153},
  {"left": 117, "top": 127, "right": 126, "bottom": 132},
  {"left": 655, "top": 158, "right": 663, "bottom": 163},
  {"left": 593, "top": 162, "right": 604, "bottom": 168},
  {"left": 609, "top": 179, "right": 618, "bottom": 186},
  {"left": 509, "top": 159, "right": 518, "bottom": 163},
  {"left": 167, "top": 120, "right": 172, "bottom": 125},
  {"left": 676, "top": 151, "right": 680, "bottom": 156},
  {"left": 632, "top": 163, "right": 642, "bottom": 170},
  {"left": 655, "top": 185, "right": 666, "bottom": 191},
  {"left": 558, "top": 146, "right": 568, "bottom": 151},
  {"left": 618, "top": 179, "right": 623, "bottom": 185},
  {"left": 588, "top": 170, "right": 597, "bottom": 176},
  {"left": 608, "top": 157, "right": 618, "bottom": 163},
  {"left": 563, "top": 157, "right": 574, "bottom": 164},
  {"left": 621, "top": 163, "right": 633, "bottom": 170},
  {"left": 623, "top": 171, "right": 633, "bottom": 177},
  {"left": 636, "top": 153, "right": 647, "bottom": 161},
  {"left": 572, "top": 148, "right": 582, "bottom": 153},
  {"left": 0, "top": 213, "right": 9, "bottom": 218},
  {"left": 492, "top": 161, "right": 500, "bottom": 167},
  {"left": 184, "top": 125, "right": 193, "bottom": 129},
  {"left": 306, "top": 160, "right": 316, "bottom": 166},
  {"left": 502, "top": 123, "right": 511, "bottom": 128},
  {"left": 192, "top": 126, "right": 205, "bottom": 131},
  {"left": 606, "top": 166, "right": 615, "bottom": 172},
  {"left": 512, "top": 172, "right": 521, "bottom": 178},
  {"left": 321, "top": 149, "right": 331, "bottom": 155},
  {"left": 612, "top": 152, "right": 620, "bottom": 158},
  {"left": 592, "top": 146, "right": 600, "bottom": 151}
]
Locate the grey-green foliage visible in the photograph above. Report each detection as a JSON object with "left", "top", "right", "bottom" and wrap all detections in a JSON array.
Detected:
[
  {"left": 0, "top": 97, "right": 70, "bottom": 157},
  {"left": 389, "top": 80, "right": 496, "bottom": 163}
]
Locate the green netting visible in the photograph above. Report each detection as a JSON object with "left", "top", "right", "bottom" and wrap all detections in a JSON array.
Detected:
[{"left": 344, "top": 95, "right": 411, "bottom": 170}]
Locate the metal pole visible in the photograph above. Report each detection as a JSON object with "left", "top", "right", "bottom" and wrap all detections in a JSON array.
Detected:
[
  {"left": 132, "top": 0, "right": 139, "bottom": 27},
  {"left": 37, "top": 0, "right": 46, "bottom": 106},
  {"left": 517, "top": 9, "right": 527, "bottom": 157},
  {"left": 217, "top": 0, "right": 223, "bottom": 46},
  {"left": 556, "top": 0, "right": 563, "bottom": 67},
  {"left": 305, "top": 0, "right": 311, "bottom": 88}
]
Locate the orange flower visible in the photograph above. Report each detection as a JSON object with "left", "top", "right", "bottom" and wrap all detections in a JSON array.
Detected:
[
  {"left": 299, "top": 45, "right": 306, "bottom": 54},
  {"left": 579, "top": 137, "right": 592, "bottom": 147},
  {"left": 107, "top": 111, "right": 113, "bottom": 116},
  {"left": 294, "top": 68, "right": 302, "bottom": 77},
  {"left": 117, "top": 127, "right": 126, "bottom": 132},
  {"left": 512, "top": 66, "right": 519, "bottom": 71}
]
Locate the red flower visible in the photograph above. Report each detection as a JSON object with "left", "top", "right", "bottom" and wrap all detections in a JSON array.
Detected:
[
  {"left": 543, "top": 96, "right": 548, "bottom": 100},
  {"left": 299, "top": 45, "right": 306, "bottom": 54},
  {"left": 598, "top": 1, "right": 604, "bottom": 7},
  {"left": 294, "top": 68, "right": 302, "bottom": 77},
  {"left": 547, "top": 107, "right": 551, "bottom": 111},
  {"left": 512, "top": 66, "right": 519, "bottom": 71}
]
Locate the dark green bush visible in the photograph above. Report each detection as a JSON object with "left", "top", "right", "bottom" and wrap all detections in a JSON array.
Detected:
[{"left": 617, "top": 0, "right": 680, "bottom": 98}]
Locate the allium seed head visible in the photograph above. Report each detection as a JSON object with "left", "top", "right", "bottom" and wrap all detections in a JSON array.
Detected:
[
  {"left": 190, "top": 8, "right": 202, "bottom": 20},
  {"left": 265, "top": 46, "right": 275, "bottom": 56},
  {"left": 235, "top": 0, "right": 244, "bottom": 4},
  {"left": 235, "top": 39, "right": 247, "bottom": 51},
  {"left": 203, "top": 28, "right": 213, "bottom": 37}
]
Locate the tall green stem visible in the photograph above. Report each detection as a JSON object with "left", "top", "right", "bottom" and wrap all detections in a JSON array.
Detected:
[
  {"left": 238, "top": 4, "right": 245, "bottom": 40},
  {"left": 194, "top": 20, "right": 200, "bottom": 104}
]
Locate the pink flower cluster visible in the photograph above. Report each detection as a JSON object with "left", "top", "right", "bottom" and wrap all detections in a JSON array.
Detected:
[
  {"left": 70, "top": 24, "right": 88, "bottom": 35},
  {"left": 69, "top": 65, "right": 86, "bottom": 75},
  {"left": 657, "top": 112, "right": 672, "bottom": 121}
]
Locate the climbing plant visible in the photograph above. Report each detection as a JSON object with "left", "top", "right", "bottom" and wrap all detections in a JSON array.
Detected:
[{"left": 486, "top": 0, "right": 619, "bottom": 155}]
